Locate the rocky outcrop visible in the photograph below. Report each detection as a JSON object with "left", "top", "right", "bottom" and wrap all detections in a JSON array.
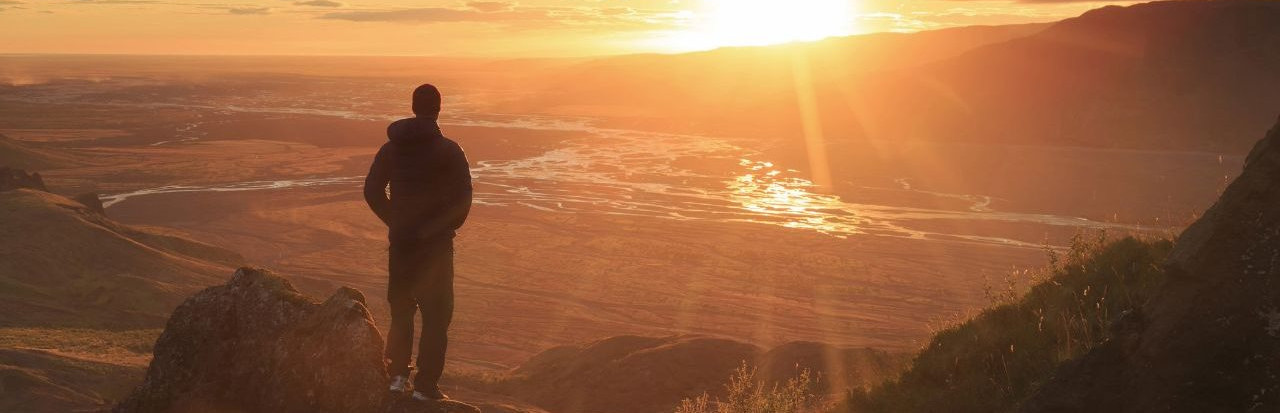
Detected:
[
  {"left": 115, "top": 267, "right": 386, "bottom": 413},
  {"left": 1022, "top": 116, "right": 1280, "bottom": 412},
  {"left": 0, "top": 167, "right": 46, "bottom": 192},
  {"left": 74, "top": 192, "right": 106, "bottom": 215},
  {"left": 114, "top": 267, "right": 480, "bottom": 413}
]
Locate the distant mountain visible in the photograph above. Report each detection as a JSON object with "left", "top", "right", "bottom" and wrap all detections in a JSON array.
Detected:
[
  {"left": 854, "top": 0, "right": 1280, "bottom": 152},
  {"left": 528, "top": 0, "right": 1280, "bottom": 153},
  {"left": 520, "top": 23, "right": 1049, "bottom": 120},
  {"left": 0, "top": 188, "right": 241, "bottom": 329}
]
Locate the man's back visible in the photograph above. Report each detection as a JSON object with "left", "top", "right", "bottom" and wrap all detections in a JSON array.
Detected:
[{"left": 364, "top": 116, "right": 473, "bottom": 242}]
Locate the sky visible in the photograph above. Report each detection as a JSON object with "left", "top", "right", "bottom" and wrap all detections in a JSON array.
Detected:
[{"left": 0, "top": 0, "right": 1141, "bottom": 57}]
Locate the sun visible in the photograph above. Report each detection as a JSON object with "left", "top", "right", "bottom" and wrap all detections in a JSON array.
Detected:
[{"left": 666, "top": 0, "right": 858, "bottom": 50}]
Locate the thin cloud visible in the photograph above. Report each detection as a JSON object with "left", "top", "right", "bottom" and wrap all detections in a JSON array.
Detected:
[
  {"left": 318, "top": 5, "right": 686, "bottom": 32},
  {"left": 320, "top": 7, "right": 541, "bottom": 23},
  {"left": 468, "top": 1, "right": 513, "bottom": 12},
  {"left": 295, "top": 0, "right": 342, "bottom": 7},
  {"left": 229, "top": 6, "right": 270, "bottom": 15},
  {"left": 70, "top": 0, "right": 161, "bottom": 3}
]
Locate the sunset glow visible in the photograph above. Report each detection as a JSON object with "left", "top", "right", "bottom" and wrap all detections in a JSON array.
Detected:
[
  {"left": 683, "top": 0, "right": 858, "bottom": 48},
  {"left": 0, "top": 1, "right": 1139, "bottom": 57}
]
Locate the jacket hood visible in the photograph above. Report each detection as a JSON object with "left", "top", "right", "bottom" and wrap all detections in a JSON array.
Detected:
[{"left": 387, "top": 117, "right": 443, "bottom": 145}]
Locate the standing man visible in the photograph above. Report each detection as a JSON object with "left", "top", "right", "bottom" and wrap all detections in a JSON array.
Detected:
[{"left": 364, "top": 84, "right": 473, "bottom": 401}]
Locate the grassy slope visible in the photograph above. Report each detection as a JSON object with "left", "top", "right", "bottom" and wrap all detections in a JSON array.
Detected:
[
  {"left": 0, "top": 188, "right": 244, "bottom": 412},
  {"left": 842, "top": 235, "right": 1172, "bottom": 413},
  {"left": 0, "top": 188, "right": 241, "bottom": 329},
  {"left": 458, "top": 335, "right": 908, "bottom": 413}
]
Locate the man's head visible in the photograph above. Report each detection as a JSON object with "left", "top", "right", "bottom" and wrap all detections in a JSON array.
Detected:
[{"left": 412, "top": 84, "right": 442, "bottom": 119}]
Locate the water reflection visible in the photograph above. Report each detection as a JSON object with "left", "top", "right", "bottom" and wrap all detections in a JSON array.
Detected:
[
  {"left": 728, "top": 159, "right": 864, "bottom": 236},
  {"left": 51, "top": 78, "right": 1154, "bottom": 249}
]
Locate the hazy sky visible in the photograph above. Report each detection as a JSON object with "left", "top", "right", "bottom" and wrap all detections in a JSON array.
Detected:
[{"left": 0, "top": 0, "right": 1139, "bottom": 57}]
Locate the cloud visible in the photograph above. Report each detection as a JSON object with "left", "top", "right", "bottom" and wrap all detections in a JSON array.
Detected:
[
  {"left": 70, "top": 0, "right": 161, "bottom": 3},
  {"left": 468, "top": 1, "right": 513, "bottom": 12},
  {"left": 294, "top": 0, "right": 342, "bottom": 7},
  {"left": 320, "top": 7, "right": 539, "bottom": 23},
  {"left": 318, "top": 5, "right": 686, "bottom": 33},
  {"left": 229, "top": 6, "right": 270, "bottom": 15}
]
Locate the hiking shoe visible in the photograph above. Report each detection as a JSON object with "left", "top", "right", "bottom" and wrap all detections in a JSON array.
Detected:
[
  {"left": 411, "top": 388, "right": 449, "bottom": 401},
  {"left": 389, "top": 375, "right": 410, "bottom": 393}
]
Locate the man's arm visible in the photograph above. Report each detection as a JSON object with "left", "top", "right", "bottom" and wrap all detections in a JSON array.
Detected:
[
  {"left": 444, "top": 144, "right": 473, "bottom": 231},
  {"left": 363, "top": 145, "right": 392, "bottom": 226}
]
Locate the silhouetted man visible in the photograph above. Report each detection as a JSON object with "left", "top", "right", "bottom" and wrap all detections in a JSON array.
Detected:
[{"left": 364, "top": 84, "right": 472, "bottom": 401}]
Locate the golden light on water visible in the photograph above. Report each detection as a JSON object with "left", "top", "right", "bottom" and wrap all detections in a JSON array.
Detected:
[{"left": 729, "top": 159, "right": 854, "bottom": 236}]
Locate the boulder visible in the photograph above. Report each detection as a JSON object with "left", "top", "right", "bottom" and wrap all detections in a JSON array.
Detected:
[
  {"left": 115, "top": 268, "right": 387, "bottom": 413},
  {"left": 74, "top": 192, "right": 106, "bottom": 215},
  {"left": 0, "top": 167, "right": 46, "bottom": 192}
]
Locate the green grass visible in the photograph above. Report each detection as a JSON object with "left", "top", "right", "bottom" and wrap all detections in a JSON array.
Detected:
[
  {"left": 841, "top": 233, "right": 1173, "bottom": 413},
  {"left": 0, "top": 327, "right": 160, "bottom": 366}
]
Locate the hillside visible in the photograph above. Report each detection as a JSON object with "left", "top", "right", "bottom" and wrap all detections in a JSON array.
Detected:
[
  {"left": 855, "top": 0, "right": 1280, "bottom": 152},
  {"left": 469, "top": 335, "right": 908, "bottom": 413},
  {"left": 0, "top": 184, "right": 243, "bottom": 412},
  {"left": 525, "top": 23, "right": 1048, "bottom": 120},
  {"left": 0, "top": 134, "right": 74, "bottom": 170},
  {"left": 845, "top": 116, "right": 1280, "bottom": 412},
  {"left": 1019, "top": 117, "right": 1280, "bottom": 411},
  {"left": 0, "top": 188, "right": 241, "bottom": 329},
  {"left": 528, "top": 0, "right": 1280, "bottom": 153},
  {"left": 110, "top": 268, "right": 903, "bottom": 413}
]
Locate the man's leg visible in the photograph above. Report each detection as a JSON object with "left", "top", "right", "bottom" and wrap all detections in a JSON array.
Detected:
[
  {"left": 385, "top": 241, "right": 420, "bottom": 380},
  {"left": 412, "top": 240, "right": 455, "bottom": 393}
]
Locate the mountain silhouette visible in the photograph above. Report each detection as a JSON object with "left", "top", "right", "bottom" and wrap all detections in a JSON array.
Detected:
[{"left": 528, "top": 0, "right": 1280, "bottom": 153}]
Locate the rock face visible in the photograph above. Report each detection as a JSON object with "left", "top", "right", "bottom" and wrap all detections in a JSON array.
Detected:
[
  {"left": 0, "top": 167, "right": 46, "bottom": 192},
  {"left": 74, "top": 192, "right": 106, "bottom": 215},
  {"left": 115, "top": 268, "right": 388, "bottom": 413},
  {"left": 1022, "top": 116, "right": 1280, "bottom": 412},
  {"left": 114, "top": 267, "right": 482, "bottom": 413}
]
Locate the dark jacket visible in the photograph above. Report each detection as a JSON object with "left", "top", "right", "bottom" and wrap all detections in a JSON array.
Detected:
[{"left": 364, "top": 117, "right": 473, "bottom": 242}]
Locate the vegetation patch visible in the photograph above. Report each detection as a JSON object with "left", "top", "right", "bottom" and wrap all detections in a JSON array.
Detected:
[{"left": 842, "top": 234, "right": 1172, "bottom": 413}]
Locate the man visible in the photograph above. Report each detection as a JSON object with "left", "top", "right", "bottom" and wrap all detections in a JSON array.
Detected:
[{"left": 364, "top": 84, "right": 473, "bottom": 401}]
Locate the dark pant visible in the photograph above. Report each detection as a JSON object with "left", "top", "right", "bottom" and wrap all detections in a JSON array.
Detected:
[{"left": 385, "top": 239, "right": 455, "bottom": 391}]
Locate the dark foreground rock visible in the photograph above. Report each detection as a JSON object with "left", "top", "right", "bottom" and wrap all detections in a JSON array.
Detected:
[
  {"left": 1022, "top": 116, "right": 1280, "bottom": 412},
  {"left": 0, "top": 167, "right": 46, "bottom": 192},
  {"left": 114, "top": 268, "right": 479, "bottom": 413},
  {"left": 74, "top": 192, "right": 106, "bottom": 215}
]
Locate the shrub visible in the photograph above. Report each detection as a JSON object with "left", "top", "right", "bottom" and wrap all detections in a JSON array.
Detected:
[
  {"left": 842, "top": 234, "right": 1173, "bottom": 413},
  {"left": 676, "top": 363, "right": 820, "bottom": 413}
]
